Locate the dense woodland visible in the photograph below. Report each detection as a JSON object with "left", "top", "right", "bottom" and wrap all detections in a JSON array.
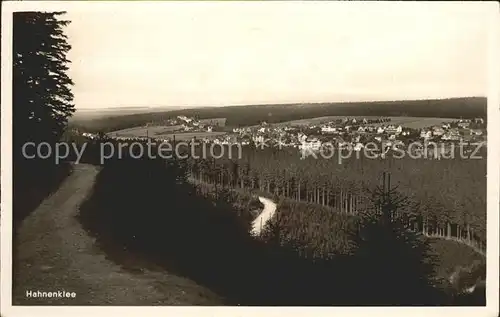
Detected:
[
  {"left": 70, "top": 97, "right": 486, "bottom": 133},
  {"left": 68, "top": 137, "right": 487, "bottom": 250},
  {"left": 68, "top": 136, "right": 486, "bottom": 305},
  {"left": 186, "top": 145, "right": 487, "bottom": 249},
  {"left": 76, "top": 143, "right": 485, "bottom": 305}
]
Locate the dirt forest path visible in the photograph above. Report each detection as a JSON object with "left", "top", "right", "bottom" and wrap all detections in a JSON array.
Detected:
[
  {"left": 12, "top": 163, "right": 219, "bottom": 305},
  {"left": 251, "top": 197, "right": 277, "bottom": 235}
]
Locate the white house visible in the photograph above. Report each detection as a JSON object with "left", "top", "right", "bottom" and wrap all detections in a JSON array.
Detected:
[
  {"left": 297, "top": 133, "right": 308, "bottom": 143},
  {"left": 177, "top": 115, "right": 193, "bottom": 123},
  {"left": 300, "top": 138, "right": 322, "bottom": 152},
  {"left": 338, "top": 141, "right": 349, "bottom": 149},
  {"left": 469, "top": 129, "right": 483, "bottom": 136},
  {"left": 441, "top": 130, "right": 460, "bottom": 141},
  {"left": 207, "top": 126, "right": 213, "bottom": 132},
  {"left": 432, "top": 127, "right": 445, "bottom": 136},
  {"left": 321, "top": 126, "right": 337, "bottom": 133},
  {"left": 385, "top": 125, "right": 402, "bottom": 134},
  {"left": 253, "top": 135, "right": 265, "bottom": 143},
  {"left": 458, "top": 122, "right": 470, "bottom": 129},
  {"left": 82, "top": 132, "right": 97, "bottom": 139},
  {"left": 420, "top": 129, "right": 432, "bottom": 139}
]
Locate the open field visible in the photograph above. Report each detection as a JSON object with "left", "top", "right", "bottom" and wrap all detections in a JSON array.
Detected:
[
  {"left": 106, "top": 125, "right": 227, "bottom": 140},
  {"left": 69, "top": 97, "right": 486, "bottom": 133},
  {"left": 106, "top": 125, "right": 182, "bottom": 138},
  {"left": 198, "top": 118, "right": 227, "bottom": 127},
  {"left": 270, "top": 116, "right": 459, "bottom": 129},
  {"left": 105, "top": 118, "right": 226, "bottom": 139},
  {"left": 154, "top": 131, "right": 227, "bottom": 141},
  {"left": 366, "top": 117, "right": 458, "bottom": 129},
  {"left": 70, "top": 106, "right": 190, "bottom": 120}
]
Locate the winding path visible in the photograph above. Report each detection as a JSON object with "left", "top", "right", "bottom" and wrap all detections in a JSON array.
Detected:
[
  {"left": 12, "top": 163, "right": 219, "bottom": 305},
  {"left": 251, "top": 197, "right": 277, "bottom": 235},
  {"left": 249, "top": 195, "right": 485, "bottom": 257}
]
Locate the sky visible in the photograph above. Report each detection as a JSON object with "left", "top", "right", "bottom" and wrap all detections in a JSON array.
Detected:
[{"left": 63, "top": 2, "right": 493, "bottom": 110}]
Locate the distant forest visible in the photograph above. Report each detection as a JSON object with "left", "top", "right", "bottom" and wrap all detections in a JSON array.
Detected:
[{"left": 71, "top": 97, "right": 486, "bottom": 133}]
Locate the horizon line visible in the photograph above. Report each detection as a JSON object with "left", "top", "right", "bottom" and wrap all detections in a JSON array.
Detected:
[{"left": 74, "top": 95, "right": 487, "bottom": 112}]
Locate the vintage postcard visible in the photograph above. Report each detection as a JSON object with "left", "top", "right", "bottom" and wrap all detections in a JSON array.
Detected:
[{"left": 1, "top": 1, "right": 499, "bottom": 317}]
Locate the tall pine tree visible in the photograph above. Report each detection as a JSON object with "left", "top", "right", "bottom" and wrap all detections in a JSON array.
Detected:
[
  {"left": 13, "top": 11, "right": 74, "bottom": 222},
  {"left": 13, "top": 11, "right": 74, "bottom": 147}
]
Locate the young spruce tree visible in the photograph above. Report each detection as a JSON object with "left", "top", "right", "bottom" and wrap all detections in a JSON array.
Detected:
[{"left": 350, "top": 172, "right": 446, "bottom": 305}]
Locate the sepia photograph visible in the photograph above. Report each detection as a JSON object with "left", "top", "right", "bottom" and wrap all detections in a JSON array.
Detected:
[{"left": 1, "top": 1, "right": 499, "bottom": 316}]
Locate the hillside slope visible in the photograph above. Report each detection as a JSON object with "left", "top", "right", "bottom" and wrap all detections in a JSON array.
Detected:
[
  {"left": 12, "top": 163, "right": 221, "bottom": 305},
  {"left": 70, "top": 97, "right": 486, "bottom": 132}
]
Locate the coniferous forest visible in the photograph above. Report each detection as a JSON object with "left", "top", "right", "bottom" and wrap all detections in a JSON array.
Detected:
[{"left": 69, "top": 138, "right": 486, "bottom": 305}]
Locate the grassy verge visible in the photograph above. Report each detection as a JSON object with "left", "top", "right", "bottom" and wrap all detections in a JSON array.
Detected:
[{"left": 13, "top": 162, "right": 73, "bottom": 228}]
